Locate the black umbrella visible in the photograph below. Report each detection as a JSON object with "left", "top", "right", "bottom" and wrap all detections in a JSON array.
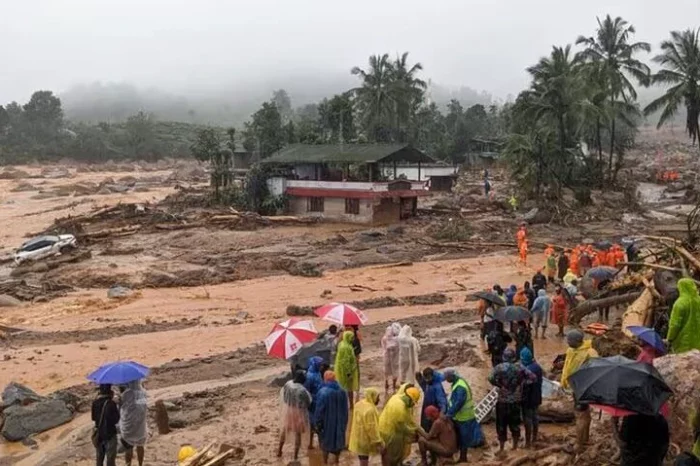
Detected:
[
  {"left": 594, "top": 240, "right": 613, "bottom": 250},
  {"left": 585, "top": 266, "right": 619, "bottom": 281},
  {"left": 493, "top": 306, "right": 531, "bottom": 323},
  {"left": 568, "top": 355, "right": 673, "bottom": 416},
  {"left": 473, "top": 291, "right": 506, "bottom": 307}
]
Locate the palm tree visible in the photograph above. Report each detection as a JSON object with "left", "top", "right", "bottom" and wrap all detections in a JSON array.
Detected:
[
  {"left": 576, "top": 15, "right": 650, "bottom": 179},
  {"left": 644, "top": 29, "right": 700, "bottom": 147},
  {"left": 351, "top": 54, "right": 394, "bottom": 142},
  {"left": 390, "top": 52, "right": 427, "bottom": 142},
  {"left": 525, "top": 45, "right": 585, "bottom": 165}
]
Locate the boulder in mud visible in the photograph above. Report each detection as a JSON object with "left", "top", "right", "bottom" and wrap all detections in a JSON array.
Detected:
[
  {"left": 107, "top": 285, "right": 133, "bottom": 299},
  {"left": 268, "top": 372, "right": 292, "bottom": 388},
  {"left": 654, "top": 350, "right": 700, "bottom": 449},
  {"left": 1, "top": 399, "right": 73, "bottom": 441},
  {"left": 0, "top": 294, "right": 22, "bottom": 307},
  {"left": 0, "top": 169, "right": 30, "bottom": 180},
  {"left": 2, "top": 382, "right": 44, "bottom": 408},
  {"left": 40, "top": 167, "right": 71, "bottom": 179}
]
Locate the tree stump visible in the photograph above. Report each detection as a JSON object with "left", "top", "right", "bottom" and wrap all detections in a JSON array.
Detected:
[{"left": 154, "top": 400, "right": 171, "bottom": 435}]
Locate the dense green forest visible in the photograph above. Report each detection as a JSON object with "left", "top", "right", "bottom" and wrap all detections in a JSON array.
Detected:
[{"left": 1, "top": 16, "right": 698, "bottom": 204}]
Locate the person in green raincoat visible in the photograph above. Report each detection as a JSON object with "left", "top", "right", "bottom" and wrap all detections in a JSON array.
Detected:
[
  {"left": 667, "top": 278, "right": 700, "bottom": 354},
  {"left": 335, "top": 331, "right": 360, "bottom": 410}
]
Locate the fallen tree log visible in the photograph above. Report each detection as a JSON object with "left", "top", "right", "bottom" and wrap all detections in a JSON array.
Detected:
[
  {"left": 569, "top": 292, "right": 642, "bottom": 325},
  {"left": 621, "top": 287, "right": 655, "bottom": 335},
  {"left": 505, "top": 444, "right": 573, "bottom": 466}
]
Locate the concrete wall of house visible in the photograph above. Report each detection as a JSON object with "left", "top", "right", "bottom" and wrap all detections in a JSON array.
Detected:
[
  {"left": 287, "top": 196, "right": 374, "bottom": 223},
  {"left": 372, "top": 197, "right": 402, "bottom": 224},
  {"left": 267, "top": 177, "right": 287, "bottom": 197}
]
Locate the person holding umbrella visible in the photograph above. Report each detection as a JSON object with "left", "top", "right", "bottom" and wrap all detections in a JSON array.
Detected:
[
  {"left": 613, "top": 412, "right": 669, "bottom": 466},
  {"left": 92, "top": 384, "right": 120, "bottom": 466},
  {"left": 335, "top": 331, "right": 360, "bottom": 411},
  {"left": 561, "top": 330, "right": 598, "bottom": 452},
  {"left": 118, "top": 380, "right": 148, "bottom": 466}
]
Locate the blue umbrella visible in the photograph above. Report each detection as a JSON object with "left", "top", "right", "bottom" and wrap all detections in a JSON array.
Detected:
[
  {"left": 626, "top": 326, "right": 667, "bottom": 354},
  {"left": 87, "top": 361, "right": 150, "bottom": 384}
]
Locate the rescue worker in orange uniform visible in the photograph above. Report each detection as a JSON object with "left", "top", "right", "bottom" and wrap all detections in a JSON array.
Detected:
[
  {"left": 544, "top": 245, "right": 555, "bottom": 258},
  {"left": 516, "top": 225, "right": 527, "bottom": 250},
  {"left": 519, "top": 239, "right": 529, "bottom": 266},
  {"left": 569, "top": 247, "right": 580, "bottom": 277},
  {"left": 596, "top": 248, "right": 608, "bottom": 268}
]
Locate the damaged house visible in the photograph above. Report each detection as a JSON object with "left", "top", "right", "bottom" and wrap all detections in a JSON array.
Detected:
[{"left": 263, "top": 144, "right": 435, "bottom": 224}]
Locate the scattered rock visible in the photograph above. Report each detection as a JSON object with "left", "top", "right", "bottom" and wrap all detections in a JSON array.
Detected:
[
  {"left": 2, "top": 382, "right": 44, "bottom": 408},
  {"left": 107, "top": 285, "right": 133, "bottom": 299},
  {"left": 98, "top": 345, "right": 108, "bottom": 350},
  {"left": 320, "top": 289, "right": 332, "bottom": 298},
  {"left": 621, "top": 213, "right": 645, "bottom": 224},
  {"left": 287, "top": 261, "right": 322, "bottom": 278},
  {"left": 40, "top": 167, "right": 71, "bottom": 179},
  {"left": 254, "top": 425, "right": 270, "bottom": 434},
  {"left": 0, "top": 169, "right": 30, "bottom": 180},
  {"left": 48, "top": 389, "right": 82, "bottom": 413},
  {"left": 376, "top": 245, "right": 397, "bottom": 254},
  {"left": 655, "top": 350, "right": 700, "bottom": 449},
  {"left": 387, "top": 225, "right": 405, "bottom": 235},
  {"left": 3, "top": 355, "right": 12, "bottom": 361},
  {"left": 268, "top": 372, "right": 292, "bottom": 388},
  {"left": 234, "top": 311, "right": 249, "bottom": 320},
  {"left": 21, "top": 436, "right": 38, "bottom": 449},
  {"left": 162, "top": 401, "right": 180, "bottom": 411},
  {"left": 0, "top": 294, "right": 22, "bottom": 307},
  {"left": 1, "top": 399, "right": 73, "bottom": 441}
]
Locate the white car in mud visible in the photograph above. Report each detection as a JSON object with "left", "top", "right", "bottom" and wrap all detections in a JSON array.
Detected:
[{"left": 14, "top": 234, "right": 77, "bottom": 265}]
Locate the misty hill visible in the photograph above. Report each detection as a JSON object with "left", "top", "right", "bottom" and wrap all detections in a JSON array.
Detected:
[{"left": 60, "top": 78, "right": 494, "bottom": 126}]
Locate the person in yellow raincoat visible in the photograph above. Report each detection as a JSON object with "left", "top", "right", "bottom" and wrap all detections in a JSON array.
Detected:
[
  {"left": 335, "top": 331, "right": 360, "bottom": 410},
  {"left": 378, "top": 386, "right": 425, "bottom": 465},
  {"left": 563, "top": 268, "right": 577, "bottom": 285},
  {"left": 561, "top": 330, "right": 598, "bottom": 453},
  {"left": 667, "top": 278, "right": 700, "bottom": 354},
  {"left": 349, "top": 388, "right": 384, "bottom": 465}
]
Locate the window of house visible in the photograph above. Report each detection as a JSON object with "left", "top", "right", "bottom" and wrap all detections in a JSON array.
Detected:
[
  {"left": 308, "top": 197, "right": 324, "bottom": 212},
  {"left": 345, "top": 198, "right": 360, "bottom": 215}
]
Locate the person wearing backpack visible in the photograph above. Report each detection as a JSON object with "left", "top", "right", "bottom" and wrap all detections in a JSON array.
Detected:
[{"left": 92, "top": 384, "right": 120, "bottom": 466}]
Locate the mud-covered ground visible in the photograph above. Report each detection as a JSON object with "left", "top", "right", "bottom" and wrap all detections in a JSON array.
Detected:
[{"left": 0, "top": 141, "right": 696, "bottom": 465}]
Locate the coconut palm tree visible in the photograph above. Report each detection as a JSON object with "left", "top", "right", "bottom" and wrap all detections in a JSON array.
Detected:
[
  {"left": 351, "top": 54, "right": 394, "bottom": 142},
  {"left": 644, "top": 29, "right": 700, "bottom": 147},
  {"left": 390, "top": 52, "right": 427, "bottom": 142},
  {"left": 525, "top": 45, "right": 586, "bottom": 163},
  {"left": 576, "top": 15, "right": 650, "bottom": 178}
]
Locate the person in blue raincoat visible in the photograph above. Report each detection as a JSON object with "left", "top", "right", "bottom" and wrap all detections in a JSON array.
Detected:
[
  {"left": 314, "top": 370, "right": 349, "bottom": 464},
  {"left": 304, "top": 356, "right": 325, "bottom": 449},
  {"left": 444, "top": 368, "right": 482, "bottom": 463},
  {"left": 505, "top": 285, "right": 518, "bottom": 306},
  {"left": 417, "top": 367, "right": 447, "bottom": 432}
]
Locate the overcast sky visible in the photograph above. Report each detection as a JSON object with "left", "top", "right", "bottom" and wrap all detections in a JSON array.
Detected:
[{"left": 1, "top": 0, "right": 698, "bottom": 103}]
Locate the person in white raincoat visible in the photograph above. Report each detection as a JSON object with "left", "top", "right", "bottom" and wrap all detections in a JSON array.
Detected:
[
  {"left": 397, "top": 325, "right": 420, "bottom": 385},
  {"left": 381, "top": 323, "right": 402, "bottom": 393},
  {"left": 118, "top": 380, "right": 148, "bottom": 466}
]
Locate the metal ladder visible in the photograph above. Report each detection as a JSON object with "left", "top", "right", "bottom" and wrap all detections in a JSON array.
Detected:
[{"left": 474, "top": 387, "right": 499, "bottom": 423}]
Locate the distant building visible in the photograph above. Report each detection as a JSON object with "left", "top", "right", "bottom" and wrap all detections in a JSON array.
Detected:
[
  {"left": 380, "top": 162, "right": 458, "bottom": 192},
  {"left": 462, "top": 138, "right": 504, "bottom": 169},
  {"left": 262, "top": 143, "right": 435, "bottom": 224}
]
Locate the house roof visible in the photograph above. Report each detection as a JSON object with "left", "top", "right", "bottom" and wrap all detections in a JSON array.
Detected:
[{"left": 262, "top": 144, "right": 435, "bottom": 165}]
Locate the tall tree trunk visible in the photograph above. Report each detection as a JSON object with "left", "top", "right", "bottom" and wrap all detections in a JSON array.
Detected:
[
  {"left": 608, "top": 116, "right": 616, "bottom": 183},
  {"left": 596, "top": 118, "right": 604, "bottom": 186}
]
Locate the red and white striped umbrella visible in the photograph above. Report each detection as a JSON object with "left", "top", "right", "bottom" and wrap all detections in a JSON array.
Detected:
[
  {"left": 264, "top": 318, "right": 318, "bottom": 359},
  {"left": 314, "top": 302, "right": 368, "bottom": 326}
]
